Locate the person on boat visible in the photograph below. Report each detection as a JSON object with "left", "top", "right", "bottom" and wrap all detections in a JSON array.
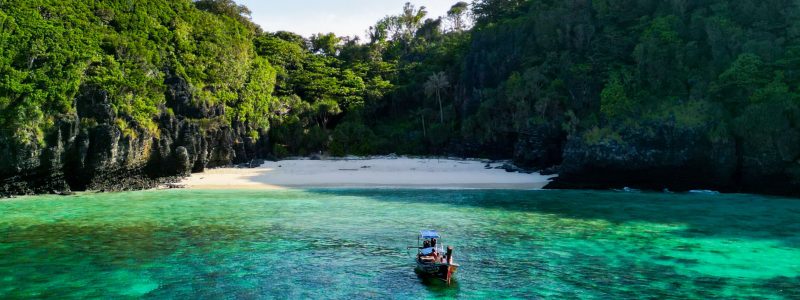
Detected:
[
  {"left": 418, "top": 239, "right": 436, "bottom": 261},
  {"left": 431, "top": 238, "right": 437, "bottom": 249}
]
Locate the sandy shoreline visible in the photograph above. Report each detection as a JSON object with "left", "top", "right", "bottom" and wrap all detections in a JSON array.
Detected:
[{"left": 179, "top": 157, "right": 556, "bottom": 190}]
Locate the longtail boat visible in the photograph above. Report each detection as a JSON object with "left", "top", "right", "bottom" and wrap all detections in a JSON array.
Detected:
[{"left": 410, "top": 230, "right": 459, "bottom": 284}]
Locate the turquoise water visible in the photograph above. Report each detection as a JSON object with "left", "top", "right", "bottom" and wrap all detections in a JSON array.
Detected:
[{"left": 0, "top": 189, "right": 799, "bottom": 299}]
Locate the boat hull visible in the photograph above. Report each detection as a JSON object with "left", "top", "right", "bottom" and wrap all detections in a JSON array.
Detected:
[{"left": 415, "top": 261, "right": 459, "bottom": 283}]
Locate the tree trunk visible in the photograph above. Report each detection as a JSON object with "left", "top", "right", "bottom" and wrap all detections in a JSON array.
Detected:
[
  {"left": 421, "top": 115, "right": 427, "bottom": 137},
  {"left": 436, "top": 90, "right": 444, "bottom": 123}
]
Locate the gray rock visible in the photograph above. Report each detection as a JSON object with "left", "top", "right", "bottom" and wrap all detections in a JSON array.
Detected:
[{"left": 0, "top": 77, "right": 273, "bottom": 196}]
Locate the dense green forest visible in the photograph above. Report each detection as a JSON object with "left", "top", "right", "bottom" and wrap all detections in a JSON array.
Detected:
[{"left": 1, "top": 0, "right": 799, "bottom": 194}]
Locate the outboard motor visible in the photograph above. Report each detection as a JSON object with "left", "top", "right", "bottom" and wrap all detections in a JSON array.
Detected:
[{"left": 446, "top": 246, "right": 454, "bottom": 264}]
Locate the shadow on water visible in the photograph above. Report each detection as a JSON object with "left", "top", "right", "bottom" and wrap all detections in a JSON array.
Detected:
[
  {"left": 306, "top": 188, "right": 800, "bottom": 247},
  {"left": 416, "top": 275, "right": 460, "bottom": 298}
]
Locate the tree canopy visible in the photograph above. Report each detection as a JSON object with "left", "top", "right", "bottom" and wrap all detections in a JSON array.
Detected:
[{"left": 2, "top": 0, "right": 799, "bottom": 171}]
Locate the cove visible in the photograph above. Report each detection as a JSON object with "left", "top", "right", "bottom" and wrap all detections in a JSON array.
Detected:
[{"left": 1, "top": 189, "right": 798, "bottom": 298}]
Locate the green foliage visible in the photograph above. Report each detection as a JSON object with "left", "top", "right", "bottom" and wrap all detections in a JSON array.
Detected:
[
  {"left": 733, "top": 99, "right": 800, "bottom": 174},
  {"left": 330, "top": 121, "right": 377, "bottom": 156},
  {"left": 5, "top": 0, "right": 800, "bottom": 166},
  {"left": 633, "top": 16, "right": 686, "bottom": 93},
  {"left": 236, "top": 57, "right": 277, "bottom": 129},
  {"left": 303, "top": 125, "right": 330, "bottom": 154},
  {"left": 750, "top": 73, "right": 797, "bottom": 104},
  {"left": 600, "top": 72, "right": 633, "bottom": 119},
  {"left": 272, "top": 144, "right": 290, "bottom": 158},
  {"left": 472, "top": 0, "right": 530, "bottom": 27},
  {"left": 116, "top": 119, "right": 138, "bottom": 139},
  {"left": 0, "top": 0, "right": 395, "bottom": 157},
  {"left": 342, "top": 0, "right": 800, "bottom": 164},
  {"left": 309, "top": 33, "right": 341, "bottom": 56},
  {"left": 311, "top": 98, "right": 343, "bottom": 128},
  {"left": 0, "top": 0, "right": 261, "bottom": 144},
  {"left": 652, "top": 101, "right": 717, "bottom": 130},
  {"left": 446, "top": 2, "right": 470, "bottom": 32},
  {"left": 583, "top": 126, "right": 624, "bottom": 146},
  {"left": 424, "top": 72, "right": 449, "bottom": 123},
  {"left": 725, "top": 53, "right": 767, "bottom": 80},
  {"left": 193, "top": 0, "right": 259, "bottom": 32}
]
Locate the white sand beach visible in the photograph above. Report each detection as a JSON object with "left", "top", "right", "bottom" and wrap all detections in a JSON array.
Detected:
[{"left": 179, "top": 157, "right": 556, "bottom": 190}]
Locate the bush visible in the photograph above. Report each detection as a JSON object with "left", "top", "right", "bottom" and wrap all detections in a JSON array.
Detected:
[
  {"left": 272, "top": 144, "right": 289, "bottom": 158},
  {"left": 330, "top": 121, "right": 377, "bottom": 156},
  {"left": 301, "top": 125, "right": 329, "bottom": 155}
]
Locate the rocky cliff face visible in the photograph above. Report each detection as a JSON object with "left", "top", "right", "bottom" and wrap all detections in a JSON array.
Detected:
[
  {"left": 547, "top": 124, "right": 738, "bottom": 191},
  {"left": 3, "top": 75, "right": 798, "bottom": 198},
  {"left": 543, "top": 120, "right": 800, "bottom": 197},
  {"left": 512, "top": 123, "right": 565, "bottom": 171},
  {"left": 0, "top": 75, "right": 270, "bottom": 197}
]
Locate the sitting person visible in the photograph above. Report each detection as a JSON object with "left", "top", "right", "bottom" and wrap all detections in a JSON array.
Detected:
[
  {"left": 418, "top": 255, "right": 435, "bottom": 262},
  {"left": 420, "top": 246, "right": 434, "bottom": 256},
  {"left": 418, "top": 245, "right": 435, "bottom": 263}
]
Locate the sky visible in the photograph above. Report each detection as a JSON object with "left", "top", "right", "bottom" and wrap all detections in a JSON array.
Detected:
[{"left": 234, "top": 0, "right": 456, "bottom": 38}]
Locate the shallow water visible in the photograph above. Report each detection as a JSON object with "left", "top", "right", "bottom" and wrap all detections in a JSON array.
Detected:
[{"left": 1, "top": 189, "right": 798, "bottom": 299}]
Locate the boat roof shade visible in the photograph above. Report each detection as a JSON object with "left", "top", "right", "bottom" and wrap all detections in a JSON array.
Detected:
[{"left": 420, "top": 230, "right": 440, "bottom": 239}]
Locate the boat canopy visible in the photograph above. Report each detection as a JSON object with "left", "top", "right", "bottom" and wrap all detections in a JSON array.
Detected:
[{"left": 420, "top": 230, "right": 441, "bottom": 239}]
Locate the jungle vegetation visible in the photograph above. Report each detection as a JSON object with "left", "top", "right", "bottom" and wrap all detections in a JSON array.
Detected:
[{"left": 1, "top": 0, "right": 798, "bottom": 164}]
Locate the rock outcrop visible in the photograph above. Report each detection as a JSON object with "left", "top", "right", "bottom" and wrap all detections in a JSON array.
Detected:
[
  {"left": 512, "top": 123, "right": 565, "bottom": 170},
  {"left": 547, "top": 123, "right": 738, "bottom": 192},
  {"left": 544, "top": 117, "right": 800, "bottom": 197},
  {"left": 0, "top": 75, "right": 270, "bottom": 197}
]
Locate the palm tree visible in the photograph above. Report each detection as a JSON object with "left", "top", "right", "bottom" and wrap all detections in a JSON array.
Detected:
[
  {"left": 447, "top": 2, "right": 470, "bottom": 32},
  {"left": 424, "top": 72, "right": 450, "bottom": 123}
]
